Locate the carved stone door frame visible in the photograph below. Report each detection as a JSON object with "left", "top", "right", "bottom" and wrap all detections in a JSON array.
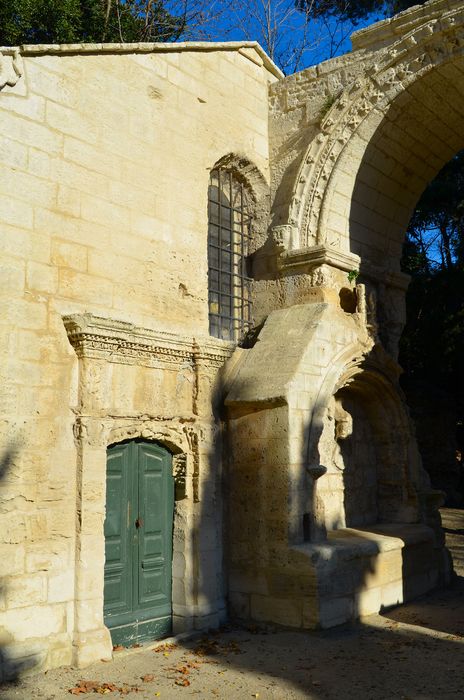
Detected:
[{"left": 64, "top": 313, "right": 232, "bottom": 667}]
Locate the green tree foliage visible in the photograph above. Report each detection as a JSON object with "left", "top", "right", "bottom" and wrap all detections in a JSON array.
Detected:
[
  {"left": 400, "top": 151, "right": 464, "bottom": 417},
  {"left": 0, "top": 0, "right": 184, "bottom": 45},
  {"left": 296, "top": 0, "right": 426, "bottom": 23}
]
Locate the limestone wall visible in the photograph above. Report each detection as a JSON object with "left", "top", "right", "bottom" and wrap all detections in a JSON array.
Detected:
[{"left": 0, "top": 43, "right": 278, "bottom": 674}]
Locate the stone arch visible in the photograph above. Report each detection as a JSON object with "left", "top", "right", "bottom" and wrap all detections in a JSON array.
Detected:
[
  {"left": 282, "top": 0, "right": 464, "bottom": 260},
  {"left": 107, "top": 422, "right": 189, "bottom": 500},
  {"left": 305, "top": 341, "right": 422, "bottom": 529},
  {"left": 333, "top": 367, "right": 418, "bottom": 524}
]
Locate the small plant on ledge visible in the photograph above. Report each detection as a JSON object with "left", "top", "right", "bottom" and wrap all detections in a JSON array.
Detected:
[{"left": 347, "top": 269, "right": 359, "bottom": 284}]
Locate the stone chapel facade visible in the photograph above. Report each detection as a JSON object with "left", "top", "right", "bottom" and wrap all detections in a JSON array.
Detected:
[{"left": 1, "top": 0, "right": 462, "bottom": 677}]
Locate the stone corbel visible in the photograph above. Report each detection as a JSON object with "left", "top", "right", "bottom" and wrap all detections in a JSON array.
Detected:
[{"left": 0, "top": 49, "right": 22, "bottom": 90}]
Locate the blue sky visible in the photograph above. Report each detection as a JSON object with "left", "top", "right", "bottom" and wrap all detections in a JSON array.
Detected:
[{"left": 201, "top": 2, "right": 384, "bottom": 74}]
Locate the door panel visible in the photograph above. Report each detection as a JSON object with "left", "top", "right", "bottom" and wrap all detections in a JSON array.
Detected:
[
  {"left": 104, "top": 441, "right": 173, "bottom": 645},
  {"left": 138, "top": 445, "right": 173, "bottom": 614},
  {"left": 104, "top": 446, "right": 133, "bottom": 619}
]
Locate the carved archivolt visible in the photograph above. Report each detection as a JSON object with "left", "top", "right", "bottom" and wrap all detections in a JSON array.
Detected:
[
  {"left": 0, "top": 50, "right": 22, "bottom": 90},
  {"left": 286, "top": 4, "right": 464, "bottom": 249}
]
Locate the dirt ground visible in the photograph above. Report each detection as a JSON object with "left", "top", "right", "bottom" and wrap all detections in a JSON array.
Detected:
[{"left": 2, "top": 509, "right": 464, "bottom": 700}]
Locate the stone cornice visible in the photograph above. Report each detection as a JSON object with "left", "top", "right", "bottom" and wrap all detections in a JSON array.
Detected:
[
  {"left": 279, "top": 244, "right": 361, "bottom": 274},
  {"left": 274, "top": 244, "right": 410, "bottom": 291},
  {"left": 6, "top": 40, "right": 283, "bottom": 80},
  {"left": 63, "top": 313, "right": 235, "bottom": 369}
]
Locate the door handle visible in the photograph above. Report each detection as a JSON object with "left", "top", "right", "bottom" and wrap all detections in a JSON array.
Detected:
[{"left": 135, "top": 517, "right": 143, "bottom": 529}]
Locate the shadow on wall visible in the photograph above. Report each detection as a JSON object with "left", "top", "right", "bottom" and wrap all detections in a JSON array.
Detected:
[
  {"left": 0, "top": 445, "right": 39, "bottom": 688},
  {"left": 181, "top": 349, "right": 464, "bottom": 697},
  {"left": 191, "top": 595, "right": 464, "bottom": 698},
  {"left": 309, "top": 345, "right": 452, "bottom": 619},
  {"left": 383, "top": 507, "right": 464, "bottom": 637},
  {"left": 222, "top": 294, "right": 453, "bottom": 628},
  {"left": 175, "top": 604, "right": 464, "bottom": 698}
]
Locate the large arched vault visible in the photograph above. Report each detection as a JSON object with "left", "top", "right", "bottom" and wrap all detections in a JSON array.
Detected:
[{"left": 271, "top": 0, "right": 464, "bottom": 263}]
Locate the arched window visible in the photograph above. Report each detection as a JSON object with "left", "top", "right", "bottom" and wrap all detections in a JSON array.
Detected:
[{"left": 208, "top": 167, "right": 252, "bottom": 341}]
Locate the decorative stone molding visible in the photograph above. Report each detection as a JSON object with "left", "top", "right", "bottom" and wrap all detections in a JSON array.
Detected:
[
  {"left": 18, "top": 40, "right": 284, "bottom": 79},
  {"left": 279, "top": 244, "right": 361, "bottom": 275},
  {"left": 63, "top": 313, "right": 235, "bottom": 369},
  {"left": 0, "top": 49, "right": 22, "bottom": 90}
]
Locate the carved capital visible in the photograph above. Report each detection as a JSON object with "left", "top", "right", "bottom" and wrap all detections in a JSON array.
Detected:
[
  {"left": 74, "top": 416, "right": 110, "bottom": 448},
  {"left": 270, "top": 224, "right": 297, "bottom": 253}
]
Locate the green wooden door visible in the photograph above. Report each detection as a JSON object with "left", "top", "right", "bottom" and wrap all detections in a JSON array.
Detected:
[{"left": 104, "top": 441, "right": 174, "bottom": 646}]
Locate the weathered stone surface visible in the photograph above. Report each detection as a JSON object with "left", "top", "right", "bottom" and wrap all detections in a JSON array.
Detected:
[
  {"left": 0, "top": 0, "right": 459, "bottom": 672},
  {"left": 0, "top": 42, "right": 275, "bottom": 671}
]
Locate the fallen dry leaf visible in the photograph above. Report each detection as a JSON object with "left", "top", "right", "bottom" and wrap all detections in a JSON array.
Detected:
[
  {"left": 141, "top": 674, "right": 155, "bottom": 683},
  {"left": 175, "top": 679, "right": 191, "bottom": 687},
  {"left": 153, "top": 643, "right": 178, "bottom": 653},
  {"left": 69, "top": 680, "right": 101, "bottom": 694},
  {"left": 68, "top": 680, "right": 139, "bottom": 695},
  {"left": 193, "top": 637, "right": 243, "bottom": 657}
]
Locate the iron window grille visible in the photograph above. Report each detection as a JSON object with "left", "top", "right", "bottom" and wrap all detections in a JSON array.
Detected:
[{"left": 208, "top": 167, "right": 253, "bottom": 341}]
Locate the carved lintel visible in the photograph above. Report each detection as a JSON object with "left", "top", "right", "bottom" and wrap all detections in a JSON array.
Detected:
[
  {"left": 63, "top": 313, "right": 235, "bottom": 369},
  {"left": 0, "top": 49, "right": 22, "bottom": 90},
  {"left": 193, "top": 339, "right": 235, "bottom": 370}
]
